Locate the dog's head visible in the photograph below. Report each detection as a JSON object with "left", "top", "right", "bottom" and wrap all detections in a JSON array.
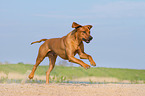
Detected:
[{"left": 72, "top": 22, "right": 93, "bottom": 43}]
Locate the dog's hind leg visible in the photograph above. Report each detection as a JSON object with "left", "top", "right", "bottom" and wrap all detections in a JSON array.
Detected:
[
  {"left": 28, "top": 44, "right": 50, "bottom": 79},
  {"left": 46, "top": 52, "right": 57, "bottom": 84}
]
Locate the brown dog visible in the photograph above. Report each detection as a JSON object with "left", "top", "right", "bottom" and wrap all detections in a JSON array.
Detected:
[{"left": 28, "top": 22, "right": 96, "bottom": 84}]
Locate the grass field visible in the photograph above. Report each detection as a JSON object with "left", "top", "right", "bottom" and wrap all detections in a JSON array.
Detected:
[{"left": 0, "top": 63, "right": 145, "bottom": 83}]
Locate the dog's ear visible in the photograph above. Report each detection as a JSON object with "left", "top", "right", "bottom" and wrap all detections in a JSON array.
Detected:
[
  {"left": 72, "top": 22, "right": 82, "bottom": 28},
  {"left": 86, "top": 25, "right": 93, "bottom": 30}
]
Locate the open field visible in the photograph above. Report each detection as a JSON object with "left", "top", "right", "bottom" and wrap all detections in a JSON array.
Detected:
[
  {"left": 0, "top": 64, "right": 145, "bottom": 83},
  {"left": 0, "top": 64, "right": 145, "bottom": 96}
]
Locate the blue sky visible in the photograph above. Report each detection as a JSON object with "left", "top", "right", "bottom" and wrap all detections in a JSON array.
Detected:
[{"left": 0, "top": 0, "right": 145, "bottom": 69}]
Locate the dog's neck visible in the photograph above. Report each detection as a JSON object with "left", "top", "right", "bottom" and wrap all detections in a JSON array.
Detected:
[
  {"left": 68, "top": 29, "right": 82, "bottom": 46},
  {"left": 71, "top": 29, "right": 77, "bottom": 35},
  {"left": 74, "top": 31, "right": 82, "bottom": 46}
]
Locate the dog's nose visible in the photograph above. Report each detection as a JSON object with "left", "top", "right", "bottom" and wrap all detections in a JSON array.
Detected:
[{"left": 89, "top": 36, "right": 93, "bottom": 40}]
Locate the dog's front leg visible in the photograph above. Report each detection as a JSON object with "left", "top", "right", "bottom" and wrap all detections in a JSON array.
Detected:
[
  {"left": 77, "top": 47, "right": 96, "bottom": 66},
  {"left": 79, "top": 52, "right": 96, "bottom": 66},
  {"left": 68, "top": 55, "right": 90, "bottom": 69}
]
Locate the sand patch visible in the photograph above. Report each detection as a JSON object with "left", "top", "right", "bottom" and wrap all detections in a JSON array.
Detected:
[
  {"left": 72, "top": 76, "right": 119, "bottom": 82},
  {"left": 0, "top": 83, "right": 145, "bottom": 96},
  {"left": 0, "top": 71, "right": 46, "bottom": 80}
]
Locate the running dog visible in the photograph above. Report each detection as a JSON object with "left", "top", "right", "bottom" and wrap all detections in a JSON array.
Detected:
[{"left": 28, "top": 22, "right": 96, "bottom": 84}]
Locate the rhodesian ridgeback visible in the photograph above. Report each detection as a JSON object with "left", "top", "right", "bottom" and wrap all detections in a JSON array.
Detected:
[{"left": 28, "top": 22, "right": 96, "bottom": 84}]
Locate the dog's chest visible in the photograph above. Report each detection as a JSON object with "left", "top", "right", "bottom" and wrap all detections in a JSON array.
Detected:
[{"left": 71, "top": 43, "right": 80, "bottom": 51}]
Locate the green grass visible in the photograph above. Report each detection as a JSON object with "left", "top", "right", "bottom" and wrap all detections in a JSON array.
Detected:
[{"left": 0, "top": 63, "right": 145, "bottom": 83}]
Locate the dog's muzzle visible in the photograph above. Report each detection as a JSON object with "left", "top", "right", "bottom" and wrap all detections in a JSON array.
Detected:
[{"left": 83, "top": 36, "right": 93, "bottom": 43}]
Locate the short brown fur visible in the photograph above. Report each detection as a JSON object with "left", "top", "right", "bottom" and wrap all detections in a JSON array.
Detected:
[{"left": 28, "top": 22, "right": 96, "bottom": 84}]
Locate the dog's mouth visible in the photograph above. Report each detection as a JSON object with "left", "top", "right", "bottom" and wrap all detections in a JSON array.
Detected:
[
  {"left": 82, "top": 38, "right": 90, "bottom": 43},
  {"left": 82, "top": 36, "right": 93, "bottom": 43}
]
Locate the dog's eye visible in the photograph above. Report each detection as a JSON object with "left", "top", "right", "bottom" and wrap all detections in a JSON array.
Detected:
[{"left": 83, "top": 31, "right": 86, "bottom": 33}]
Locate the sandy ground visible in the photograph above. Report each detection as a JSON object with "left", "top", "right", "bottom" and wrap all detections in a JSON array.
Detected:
[
  {"left": 0, "top": 72, "right": 145, "bottom": 96},
  {"left": 0, "top": 83, "right": 145, "bottom": 96}
]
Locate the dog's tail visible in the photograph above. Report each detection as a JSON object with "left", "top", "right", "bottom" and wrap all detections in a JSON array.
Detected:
[{"left": 31, "top": 39, "right": 47, "bottom": 45}]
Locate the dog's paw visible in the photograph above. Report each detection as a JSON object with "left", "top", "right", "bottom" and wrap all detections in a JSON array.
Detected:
[
  {"left": 28, "top": 74, "right": 34, "bottom": 79},
  {"left": 90, "top": 60, "right": 96, "bottom": 66},
  {"left": 83, "top": 64, "right": 91, "bottom": 69}
]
